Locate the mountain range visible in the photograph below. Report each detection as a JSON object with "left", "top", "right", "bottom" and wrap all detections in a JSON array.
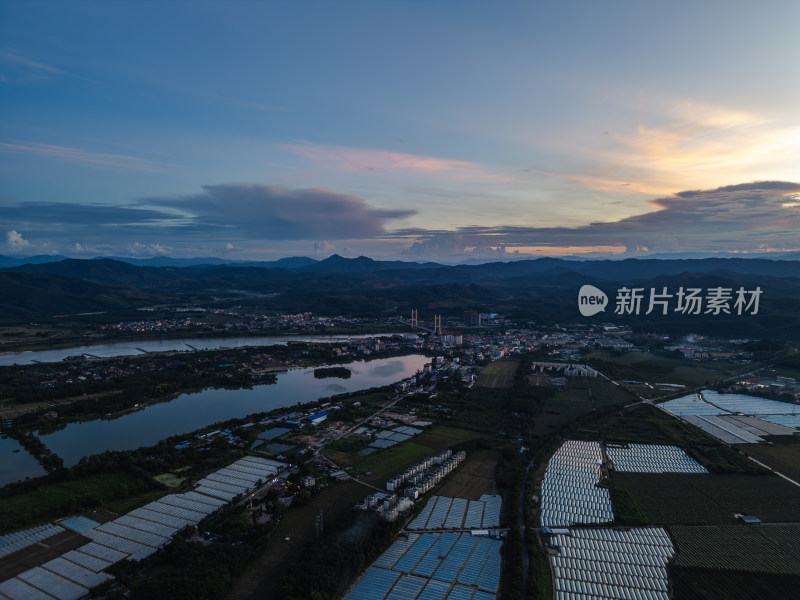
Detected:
[{"left": 2, "top": 255, "right": 799, "bottom": 338}]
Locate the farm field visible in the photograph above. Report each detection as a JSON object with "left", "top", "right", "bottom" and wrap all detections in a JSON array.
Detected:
[
  {"left": 476, "top": 359, "right": 519, "bottom": 389},
  {"left": 670, "top": 523, "right": 800, "bottom": 574},
  {"left": 585, "top": 350, "right": 741, "bottom": 389},
  {"left": 743, "top": 441, "right": 800, "bottom": 482},
  {"left": 669, "top": 566, "right": 800, "bottom": 600},
  {"left": 610, "top": 472, "right": 800, "bottom": 524},
  {"left": 434, "top": 448, "right": 498, "bottom": 500},
  {"left": 0, "top": 529, "right": 89, "bottom": 582},
  {"left": 227, "top": 479, "right": 366, "bottom": 600},
  {"left": 533, "top": 380, "right": 634, "bottom": 436},
  {"left": 414, "top": 425, "right": 485, "bottom": 450},
  {"left": 330, "top": 424, "right": 483, "bottom": 487},
  {"left": 568, "top": 404, "right": 763, "bottom": 474}
]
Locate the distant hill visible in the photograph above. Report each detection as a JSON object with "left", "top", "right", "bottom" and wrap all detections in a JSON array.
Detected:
[
  {"left": 0, "top": 272, "right": 161, "bottom": 321},
  {"left": 3, "top": 255, "right": 800, "bottom": 338},
  {"left": 0, "top": 254, "right": 72, "bottom": 267}
]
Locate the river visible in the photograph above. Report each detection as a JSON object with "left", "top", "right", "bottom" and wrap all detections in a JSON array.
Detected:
[
  {"left": 0, "top": 436, "right": 48, "bottom": 487},
  {"left": 38, "top": 354, "right": 429, "bottom": 468},
  {"left": 0, "top": 333, "right": 412, "bottom": 366}
]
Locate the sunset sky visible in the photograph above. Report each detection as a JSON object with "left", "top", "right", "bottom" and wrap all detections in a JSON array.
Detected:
[{"left": 1, "top": 0, "right": 799, "bottom": 261}]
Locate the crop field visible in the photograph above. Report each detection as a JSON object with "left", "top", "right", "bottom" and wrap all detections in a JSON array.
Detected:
[
  {"left": 227, "top": 480, "right": 366, "bottom": 600},
  {"left": 669, "top": 566, "right": 800, "bottom": 600},
  {"left": 586, "top": 350, "right": 740, "bottom": 389},
  {"left": 414, "top": 425, "right": 485, "bottom": 449},
  {"left": 670, "top": 523, "right": 800, "bottom": 574},
  {"left": 434, "top": 448, "right": 498, "bottom": 500},
  {"left": 743, "top": 442, "right": 800, "bottom": 482},
  {"left": 610, "top": 472, "right": 800, "bottom": 524},
  {"left": 476, "top": 359, "right": 519, "bottom": 388},
  {"left": 0, "top": 472, "right": 159, "bottom": 533},
  {"left": 533, "top": 380, "right": 634, "bottom": 436}
]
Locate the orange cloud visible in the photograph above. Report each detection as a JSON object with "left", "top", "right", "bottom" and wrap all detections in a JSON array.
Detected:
[
  {"left": 285, "top": 142, "right": 517, "bottom": 181},
  {"left": 543, "top": 96, "right": 799, "bottom": 197}
]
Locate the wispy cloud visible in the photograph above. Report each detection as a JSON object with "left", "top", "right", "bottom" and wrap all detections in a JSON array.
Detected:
[
  {"left": 0, "top": 141, "right": 166, "bottom": 172},
  {"left": 0, "top": 48, "right": 66, "bottom": 76},
  {"left": 285, "top": 142, "right": 518, "bottom": 182}
]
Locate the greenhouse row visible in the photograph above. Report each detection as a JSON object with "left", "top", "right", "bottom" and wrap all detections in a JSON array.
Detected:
[
  {"left": 681, "top": 414, "right": 764, "bottom": 444},
  {"left": 408, "top": 494, "right": 501, "bottom": 531},
  {"left": 344, "top": 531, "right": 503, "bottom": 600},
  {"left": 658, "top": 391, "right": 800, "bottom": 444},
  {"left": 605, "top": 443, "right": 707, "bottom": 474},
  {"left": 701, "top": 391, "right": 800, "bottom": 416},
  {"left": 539, "top": 441, "right": 613, "bottom": 527},
  {"left": 569, "top": 527, "right": 673, "bottom": 548},
  {"left": 661, "top": 391, "right": 800, "bottom": 424},
  {"left": 0, "top": 523, "right": 65, "bottom": 559},
  {"left": 549, "top": 527, "right": 674, "bottom": 600},
  {"left": 0, "top": 456, "right": 288, "bottom": 600}
]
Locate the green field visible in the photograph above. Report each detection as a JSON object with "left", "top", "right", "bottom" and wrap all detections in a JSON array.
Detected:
[
  {"left": 744, "top": 442, "right": 800, "bottom": 482},
  {"left": 343, "top": 425, "right": 483, "bottom": 486},
  {"left": 0, "top": 472, "right": 159, "bottom": 532},
  {"left": 610, "top": 472, "right": 800, "bottom": 524},
  {"left": 154, "top": 473, "right": 187, "bottom": 489},
  {"left": 414, "top": 425, "right": 485, "bottom": 449},
  {"left": 670, "top": 523, "right": 800, "bottom": 574},
  {"left": 586, "top": 350, "right": 743, "bottom": 390},
  {"left": 669, "top": 566, "right": 800, "bottom": 600},
  {"left": 533, "top": 380, "right": 635, "bottom": 435},
  {"left": 476, "top": 359, "right": 519, "bottom": 389}
]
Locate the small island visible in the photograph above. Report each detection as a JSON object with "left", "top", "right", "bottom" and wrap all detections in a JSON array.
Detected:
[{"left": 313, "top": 366, "right": 352, "bottom": 379}]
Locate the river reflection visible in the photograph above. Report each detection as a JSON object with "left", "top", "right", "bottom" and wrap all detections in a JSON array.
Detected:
[
  {"left": 0, "top": 333, "right": 408, "bottom": 366},
  {"left": 40, "top": 354, "right": 428, "bottom": 467},
  {"left": 0, "top": 436, "right": 47, "bottom": 487}
]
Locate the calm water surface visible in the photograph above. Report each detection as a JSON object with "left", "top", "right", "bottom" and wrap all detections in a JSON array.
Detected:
[
  {"left": 0, "top": 436, "right": 47, "bottom": 487},
  {"left": 40, "top": 354, "right": 428, "bottom": 467},
  {"left": 0, "top": 333, "right": 408, "bottom": 366}
]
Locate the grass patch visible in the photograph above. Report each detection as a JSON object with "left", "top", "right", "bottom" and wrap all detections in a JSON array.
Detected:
[
  {"left": 153, "top": 473, "right": 186, "bottom": 489},
  {"left": 476, "top": 359, "right": 519, "bottom": 389},
  {"left": 0, "top": 471, "right": 158, "bottom": 532},
  {"left": 415, "top": 424, "right": 484, "bottom": 449},
  {"left": 744, "top": 442, "right": 800, "bottom": 482},
  {"left": 351, "top": 441, "right": 439, "bottom": 485},
  {"left": 610, "top": 472, "right": 800, "bottom": 524}
]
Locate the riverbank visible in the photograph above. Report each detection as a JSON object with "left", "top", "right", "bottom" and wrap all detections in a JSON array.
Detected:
[{"left": 0, "top": 323, "right": 413, "bottom": 355}]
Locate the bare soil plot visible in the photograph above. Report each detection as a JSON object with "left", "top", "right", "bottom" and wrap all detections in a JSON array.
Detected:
[{"left": 0, "top": 530, "right": 90, "bottom": 581}]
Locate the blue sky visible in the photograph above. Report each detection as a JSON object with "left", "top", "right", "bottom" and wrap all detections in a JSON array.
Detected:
[{"left": 1, "top": 0, "right": 799, "bottom": 261}]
